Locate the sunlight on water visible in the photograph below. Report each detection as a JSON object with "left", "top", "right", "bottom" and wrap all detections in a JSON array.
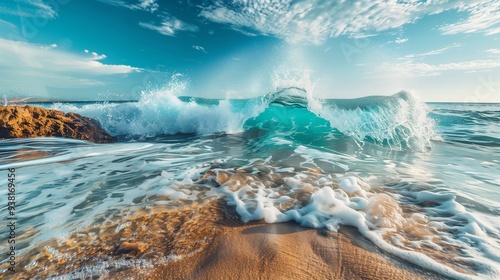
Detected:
[{"left": 1, "top": 87, "right": 499, "bottom": 279}]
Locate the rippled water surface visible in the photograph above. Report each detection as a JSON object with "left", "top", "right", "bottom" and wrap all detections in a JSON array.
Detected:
[{"left": 1, "top": 94, "right": 499, "bottom": 279}]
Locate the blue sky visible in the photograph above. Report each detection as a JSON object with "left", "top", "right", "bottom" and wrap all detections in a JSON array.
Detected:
[{"left": 0, "top": 0, "right": 499, "bottom": 102}]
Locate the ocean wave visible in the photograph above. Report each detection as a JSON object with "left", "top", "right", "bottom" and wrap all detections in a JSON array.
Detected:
[
  {"left": 428, "top": 103, "right": 500, "bottom": 148},
  {"left": 51, "top": 82, "right": 436, "bottom": 151}
]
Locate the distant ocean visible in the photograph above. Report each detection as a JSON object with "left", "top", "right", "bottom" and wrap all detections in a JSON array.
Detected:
[{"left": 1, "top": 87, "right": 499, "bottom": 279}]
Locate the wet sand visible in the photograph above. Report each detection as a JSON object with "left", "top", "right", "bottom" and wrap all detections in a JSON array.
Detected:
[
  {"left": 4, "top": 198, "right": 445, "bottom": 279},
  {"left": 104, "top": 199, "right": 444, "bottom": 280},
  {"left": 140, "top": 223, "right": 443, "bottom": 280}
]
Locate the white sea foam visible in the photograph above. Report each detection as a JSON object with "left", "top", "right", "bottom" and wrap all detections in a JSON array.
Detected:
[
  {"left": 2, "top": 94, "right": 499, "bottom": 280},
  {"left": 219, "top": 172, "right": 500, "bottom": 279},
  {"left": 48, "top": 72, "right": 437, "bottom": 152},
  {"left": 316, "top": 92, "right": 436, "bottom": 151},
  {"left": 51, "top": 81, "right": 265, "bottom": 137},
  {"left": 1, "top": 137, "right": 497, "bottom": 278}
]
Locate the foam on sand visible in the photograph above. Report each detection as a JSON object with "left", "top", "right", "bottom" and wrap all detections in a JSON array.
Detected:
[{"left": 7, "top": 199, "right": 442, "bottom": 280}]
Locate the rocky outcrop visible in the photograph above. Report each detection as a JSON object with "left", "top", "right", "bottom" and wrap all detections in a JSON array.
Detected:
[{"left": 0, "top": 105, "right": 115, "bottom": 143}]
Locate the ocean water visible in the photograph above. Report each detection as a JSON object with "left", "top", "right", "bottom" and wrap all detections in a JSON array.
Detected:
[{"left": 1, "top": 85, "right": 499, "bottom": 279}]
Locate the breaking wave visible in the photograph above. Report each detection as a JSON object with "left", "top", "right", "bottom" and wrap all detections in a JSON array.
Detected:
[{"left": 51, "top": 81, "right": 436, "bottom": 152}]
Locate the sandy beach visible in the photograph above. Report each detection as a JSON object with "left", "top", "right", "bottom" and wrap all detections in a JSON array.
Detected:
[
  {"left": 2, "top": 1, "right": 500, "bottom": 279},
  {"left": 102, "top": 200, "right": 444, "bottom": 280},
  {"left": 143, "top": 223, "right": 444, "bottom": 280},
  {"left": 4, "top": 198, "right": 446, "bottom": 279}
]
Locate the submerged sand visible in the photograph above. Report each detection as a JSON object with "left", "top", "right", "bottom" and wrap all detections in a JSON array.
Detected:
[
  {"left": 3, "top": 200, "right": 446, "bottom": 279},
  {"left": 2, "top": 161, "right": 463, "bottom": 280},
  {"left": 3, "top": 198, "right": 446, "bottom": 280}
]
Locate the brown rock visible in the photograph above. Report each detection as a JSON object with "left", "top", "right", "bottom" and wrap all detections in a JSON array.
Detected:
[{"left": 0, "top": 105, "right": 115, "bottom": 143}]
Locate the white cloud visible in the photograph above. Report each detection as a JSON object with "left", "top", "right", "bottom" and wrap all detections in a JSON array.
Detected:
[
  {"left": 381, "top": 41, "right": 498, "bottom": 77},
  {"left": 192, "top": 45, "right": 207, "bottom": 53},
  {"left": 440, "top": 1, "right": 500, "bottom": 35},
  {"left": 137, "top": 0, "right": 158, "bottom": 12},
  {"left": 404, "top": 43, "right": 461, "bottom": 58},
  {"left": 139, "top": 16, "right": 198, "bottom": 36},
  {"left": 96, "top": 0, "right": 128, "bottom": 7},
  {"left": 0, "top": 38, "right": 140, "bottom": 89},
  {"left": 139, "top": 22, "right": 173, "bottom": 36},
  {"left": 484, "top": 27, "right": 500, "bottom": 35},
  {"left": 381, "top": 59, "right": 500, "bottom": 76},
  {"left": 0, "top": 0, "right": 57, "bottom": 19},
  {"left": 200, "top": 0, "right": 499, "bottom": 44},
  {"left": 395, "top": 38, "right": 408, "bottom": 44},
  {"left": 41, "top": 43, "right": 58, "bottom": 50},
  {"left": 486, "top": 49, "right": 500, "bottom": 54},
  {"left": 0, "top": 38, "right": 147, "bottom": 98},
  {"left": 90, "top": 51, "right": 107, "bottom": 60},
  {"left": 97, "top": 0, "right": 158, "bottom": 13}
]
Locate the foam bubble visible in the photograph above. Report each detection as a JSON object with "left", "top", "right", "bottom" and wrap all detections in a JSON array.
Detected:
[
  {"left": 51, "top": 81, "right": 265, "bottom": 137},
  {"left": 210, "top": 167, "right": 500, "bottom": 279},
  {"left": 315, "top": 92, "right": 436, "bottom": 151},
  {"left": 48, "top": 74, "right": 436, "bottom": 152}
]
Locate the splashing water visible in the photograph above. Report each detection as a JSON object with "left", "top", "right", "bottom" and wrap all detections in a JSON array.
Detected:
[
  {"left": 50, "top": 74, "right": 435, "bottom": 152},
  {"left": 2, "top": 81, "right": 499, "bottom": 279}
]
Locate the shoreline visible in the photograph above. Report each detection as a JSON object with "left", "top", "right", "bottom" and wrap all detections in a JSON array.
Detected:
[
  {"left": 111, "top": 222, "right": 446, "bottom": 280},
  {"left": 5, "top": 199, "right": 447, "bottom": 279},
  {"left": 1, "top": 103, "right": 492, "bottom": 279}
]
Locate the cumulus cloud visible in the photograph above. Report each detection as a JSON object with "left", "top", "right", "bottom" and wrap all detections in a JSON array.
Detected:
[
  {"left": 139, "top": 16, "right": 198, "bottom": 36},
  {"left": 90, "top": 51, "right": 107, "bottom": 60},
  {"left": 200, "top": 0, "right": 500, "bottom": 44}
]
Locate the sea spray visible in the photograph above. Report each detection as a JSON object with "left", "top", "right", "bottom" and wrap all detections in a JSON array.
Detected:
[
  {"left": 50, "top": 73, "right": 436, "bottom": 151},
  {"left": 266, "top": 70, "right": 436, "bottom": 151},
  {"left": 2, "top": 101, "right": 499, "bottom": 279},
  {"left": 317, "top": 92, "right": 437, "bottom": 151},
  {"left": 52, "top": 83, "right": 266, "bottom": 137}
]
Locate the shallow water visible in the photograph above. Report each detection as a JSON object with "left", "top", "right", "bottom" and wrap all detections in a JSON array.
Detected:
[{"left": 1, "top": 91, "right": 499, "bottom": 279}]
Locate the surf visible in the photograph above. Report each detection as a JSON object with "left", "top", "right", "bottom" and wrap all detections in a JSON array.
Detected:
[{"left": 50, "top": 84, "right": 436, "bottom": 152}]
